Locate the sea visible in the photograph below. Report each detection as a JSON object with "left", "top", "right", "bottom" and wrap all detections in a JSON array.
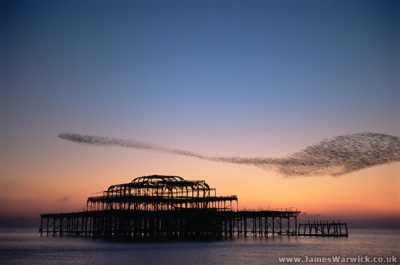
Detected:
[{"left": 0, "top": 228, "right": 399, "bottom": 265}]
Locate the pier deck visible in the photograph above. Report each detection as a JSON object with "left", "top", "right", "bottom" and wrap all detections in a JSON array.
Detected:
[{"left": 40, "top": 209, "right": 300, "bottom": 239}]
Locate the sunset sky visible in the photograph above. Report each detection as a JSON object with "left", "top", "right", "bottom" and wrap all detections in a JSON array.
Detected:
[{"left": 1, "top": 0, "right": 399, "bottom": 227}]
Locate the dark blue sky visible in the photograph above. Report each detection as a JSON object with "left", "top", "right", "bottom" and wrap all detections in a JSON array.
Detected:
[{"left": 2, "top": 0, "right": 398, "bottom": 150}]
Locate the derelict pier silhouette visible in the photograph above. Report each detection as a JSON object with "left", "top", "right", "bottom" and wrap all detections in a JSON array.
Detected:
[{"left": 40, "top": 175, "right": 347, "bottom": 239}]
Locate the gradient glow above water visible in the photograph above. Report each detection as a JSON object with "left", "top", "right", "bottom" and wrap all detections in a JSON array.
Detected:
[{"left": 1, "top": 0, "right": 399, "bottom": 227}]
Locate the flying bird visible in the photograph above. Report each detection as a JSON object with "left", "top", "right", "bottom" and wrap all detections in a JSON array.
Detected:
[{"left": 58, "top": 132, "right": 400, "bottom": 177}]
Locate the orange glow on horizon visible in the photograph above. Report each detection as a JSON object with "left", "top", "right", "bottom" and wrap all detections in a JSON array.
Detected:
[{"left": 1, "top": 145, "right": 399, "bottom": 220}]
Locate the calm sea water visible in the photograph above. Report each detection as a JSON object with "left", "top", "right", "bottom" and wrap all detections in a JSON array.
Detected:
[{"left": 0, "top": 228, "right": 399, "bottom": 265}]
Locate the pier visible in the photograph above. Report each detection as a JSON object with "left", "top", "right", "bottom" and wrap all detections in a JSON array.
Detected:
[
  {"left": 298, "top": 220, "right": 348, "bottom": 237},
  {"left": 40, "top": 209, "right": 300, "bottom": 239},
  {"left": 39, "top": 175, "right": 346, "bottom": 240}
]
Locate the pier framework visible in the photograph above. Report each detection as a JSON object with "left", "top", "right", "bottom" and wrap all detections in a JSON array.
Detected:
[
  {"left": 298, "top": 220, "right": 348, "bottom": 237},
  {"left": 40, "top": 175, "right": 346, "bottom": 240},
  {"left": 40, "top": 209, "right": 300, "bottom": 239}
]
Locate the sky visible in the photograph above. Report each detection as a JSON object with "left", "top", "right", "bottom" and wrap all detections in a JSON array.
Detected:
[{"left": 1, "top": 0, "right": 399, "bottom": 228}]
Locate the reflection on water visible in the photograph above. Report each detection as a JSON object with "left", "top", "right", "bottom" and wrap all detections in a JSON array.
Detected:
[{"left": 0, "top": 228, "right": 399, "bottom": 265}]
